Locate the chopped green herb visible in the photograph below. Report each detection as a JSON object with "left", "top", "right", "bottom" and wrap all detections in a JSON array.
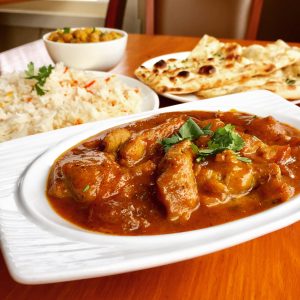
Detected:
[
  {"left": 161, "top": 118, "right": 213, "bottom": 151},
  {"left": 179, "top": 118, "right": 211, "bottom": 140},
  {"left": 213, "top": 52, "right": 224, "bottom": 60},
  {"left": 92, "top": 27, "right": 96, "bottom": 33},
  {"left": 161, "top": 134, "right": 182, "bottom": 152},
  {"left": 82, "top": 185, "right": 90, "bottom": 192},
  {"left": 25, "top": 62, "right": 54, "bottom": 96},
  {"left": 25, "top": 61, "right": 34, "bottom": 77},
  {"left": 236, "top": 155, "right": 252, "bottom": 163},
  {"left": 63, "top": 27, "right": 71, "bottom": 34},
  {"left": 190, "top": 143, "right": 200, "bottom": 154},
  {"left": 192, "top": 147, "right": 216, "bottom": 163},
  {"left": 208, "top": 124, "right": 245, "bottom": 152},
  {"left": 213, "top": 52, "right": 221, "bottom": 57},
  {"left": 161, "top": 118, "right": 251, "bottom": 163},
  {"left": 191, "top": 124, "right": 251, "bottom": 163},
  {"left": 286, "top": 78, "right": 296, "bottom": 85},
  {"left": 35, "top": 84, "right": 45, "bottom": 96}
]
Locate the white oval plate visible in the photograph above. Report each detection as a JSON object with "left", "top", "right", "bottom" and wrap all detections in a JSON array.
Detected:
[
  {"left": 139, "top": 51, "right": 200, "bottom": 103},
  {"left": 2, "top": 90, "right": 300, "bottom": 284}
]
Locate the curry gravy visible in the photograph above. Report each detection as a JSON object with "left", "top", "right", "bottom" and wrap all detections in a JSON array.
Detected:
[{"left": 47, "top": 111, "right": 300, "bottom": 235}]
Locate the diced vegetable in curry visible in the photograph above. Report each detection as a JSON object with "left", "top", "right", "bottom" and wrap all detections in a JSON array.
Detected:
[{"left": 47, "top": 111, "right": 300, "bottom": 235}]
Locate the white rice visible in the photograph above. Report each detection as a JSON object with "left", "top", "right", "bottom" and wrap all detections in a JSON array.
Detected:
[{"left": 0, "top": 63, "right": 142, "bottom": 142}]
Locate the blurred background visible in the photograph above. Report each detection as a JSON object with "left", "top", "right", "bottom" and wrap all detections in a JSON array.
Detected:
[{"left": 0, "top": 0, "right": 299, "bottom": 52}]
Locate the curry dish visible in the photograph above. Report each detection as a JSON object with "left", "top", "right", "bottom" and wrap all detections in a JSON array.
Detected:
[
  {"left": 47, "top": 111, "right": 300, "bottom": 235},
  {"left": 47, "top": 28, "right": 122, "bottom": 43}
]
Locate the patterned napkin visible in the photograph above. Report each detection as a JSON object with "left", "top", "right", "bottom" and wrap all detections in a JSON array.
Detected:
[{"left": 0, "top": 40, "right": 53, "bottom": 74}]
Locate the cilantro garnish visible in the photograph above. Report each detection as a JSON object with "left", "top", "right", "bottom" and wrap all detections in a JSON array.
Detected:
[
  {"left": 161, "top": 118, "right": 251, "bottom": 163},
  {"left": 82, "top": 185, "right": 90, "bottom": 193},
  {"left": 25, "top": 62, "right": 54, "bottom": 96},
  {"left": 213, "top": 52, "right": 224, "bottom": 60},
  {"left": 63, "top": 27, "right": 71, "bottom": 34},
  {"left": 161, "top": 118, "right": 213, "bottom": 151},
  {"left": 179, "top": 118, "right": 212, "bottom": 140},
  {"left": 236, "top": 155, "right": 252, "bottom": 163},
  {"left": 191, "top": 124, "right": 251, "bottom": 163},
  {"left": 208, "top": 124, "right": 244, "bottom": 152}
]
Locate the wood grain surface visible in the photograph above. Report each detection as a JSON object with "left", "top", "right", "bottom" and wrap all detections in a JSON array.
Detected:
[
  {"left": 1, "top": 34, "right": 300, "bottom": 300},
  {"left": 0, "top": 0, "right": 28, "bottom": 4}
]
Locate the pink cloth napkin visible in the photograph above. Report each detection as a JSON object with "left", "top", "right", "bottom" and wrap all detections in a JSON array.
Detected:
[{"left": 0, "top": 40, "right": 53, "bottom": 74}]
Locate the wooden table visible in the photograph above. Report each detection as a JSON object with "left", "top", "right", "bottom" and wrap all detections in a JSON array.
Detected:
[
  {"left": 0, "top": 0, "right": 28, "bottom": 3},
  {"left": 1, "top": 34, "right": 300, "bottom": 300}
]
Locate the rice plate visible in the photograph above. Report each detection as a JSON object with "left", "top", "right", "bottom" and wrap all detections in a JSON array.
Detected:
[{"left": 0, "top": 63, "right": 142, "bottom": 142}]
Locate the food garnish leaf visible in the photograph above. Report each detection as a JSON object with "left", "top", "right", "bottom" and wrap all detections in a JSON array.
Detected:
[
  {"left": 161, "top": 118, "right": 251, "bottom": 163},
  {"left": 35, "top": 84, "right": 45, "bottom": 96},
  {"left": 192, "top": 147, "right": 216, "bottom": 163},
  {"left": 236, "top": 155, "right": 252, "bottom": 163},
  {"left": 82, "top": 185, "right": 90, "bottom": 192},
  {"left": 208, "top": 124, "right": 244, "bottom": 152},
  {"left": 161, "top": 134, "right": 182, "bottom": 151},
  {"left": 191, "top": 124, "right": 251, "bottom": 163},
  {"left": 25, "top": 62, "right": 35, "bottom": 78},
  {"left": 161, "top": 117, "right": 213, "bottom": 152},
  {"left": 25, "top": 62, "right": 54, "bottom": 96},
  {"left": 190, "top": 143, "right": 200, "bottom": 154},
  {"left": 63, "top": 27, "right": 71, "bottom": 34},
  {"left": 179, "top": 118, "right": 205, "bottom": 140}
]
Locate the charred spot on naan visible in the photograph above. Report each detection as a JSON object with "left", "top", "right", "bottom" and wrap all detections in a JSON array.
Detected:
[
  {"left": 198, "top": 65, "right": 216, "bottom": 75},
  {"left": 262, "top": 64, "right": 276, "bottom": 74},
  {"left": 154, "top": 60, "right": 167, "bottom": 69},
  {"left": 225, "top": 63, "right": 234, "bottom": 69},
  {"left": 177, "top": 70, "right": 190, "bottom": 78}
]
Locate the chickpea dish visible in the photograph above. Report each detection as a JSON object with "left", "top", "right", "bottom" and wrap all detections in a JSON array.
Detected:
[{"left": 48, "top": 27, "right": 123, "bottom": 43}]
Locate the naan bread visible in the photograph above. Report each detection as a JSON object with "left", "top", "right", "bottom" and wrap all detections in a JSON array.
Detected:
[
  {"left": 190, "top": 36, "right": 300, "bottom": 72},
  {"left": 135, "top": 59, "right": 201, "bottom": 94},
  {"left": 135, "top": 35, "right": 300, "bottom": 95},
  {"left": 134, "top": 57, "right": 208, "bottom": 94},
  {"left": 197, "top": 61, "right": 300, "bottom": 100}
]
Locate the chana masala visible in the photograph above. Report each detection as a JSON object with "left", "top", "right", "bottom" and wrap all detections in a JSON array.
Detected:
[
  {"left": 47, "top": 111, "right": 300, "bottom": 235},
  {"left": 47, "top": 27, "right": 122, "bottom": 44}
]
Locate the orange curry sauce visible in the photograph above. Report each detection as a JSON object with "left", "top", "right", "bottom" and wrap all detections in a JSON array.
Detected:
[{"left": 47, "top": 111, "right": 300, "bottom": 235}]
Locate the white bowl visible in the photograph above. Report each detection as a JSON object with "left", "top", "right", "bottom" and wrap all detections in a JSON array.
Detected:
[{"left": 43, "top": 27, "right": 128, "bottom": 71}]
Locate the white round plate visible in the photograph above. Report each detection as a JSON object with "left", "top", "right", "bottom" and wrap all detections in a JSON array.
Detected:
[{"left": 140, "top": 51, "right": 201, "bottom": 103}]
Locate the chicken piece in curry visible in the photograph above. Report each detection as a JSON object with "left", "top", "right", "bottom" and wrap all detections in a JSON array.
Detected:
[{"left": 47, "top": 111, "right": 300, "bottom": 235}]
